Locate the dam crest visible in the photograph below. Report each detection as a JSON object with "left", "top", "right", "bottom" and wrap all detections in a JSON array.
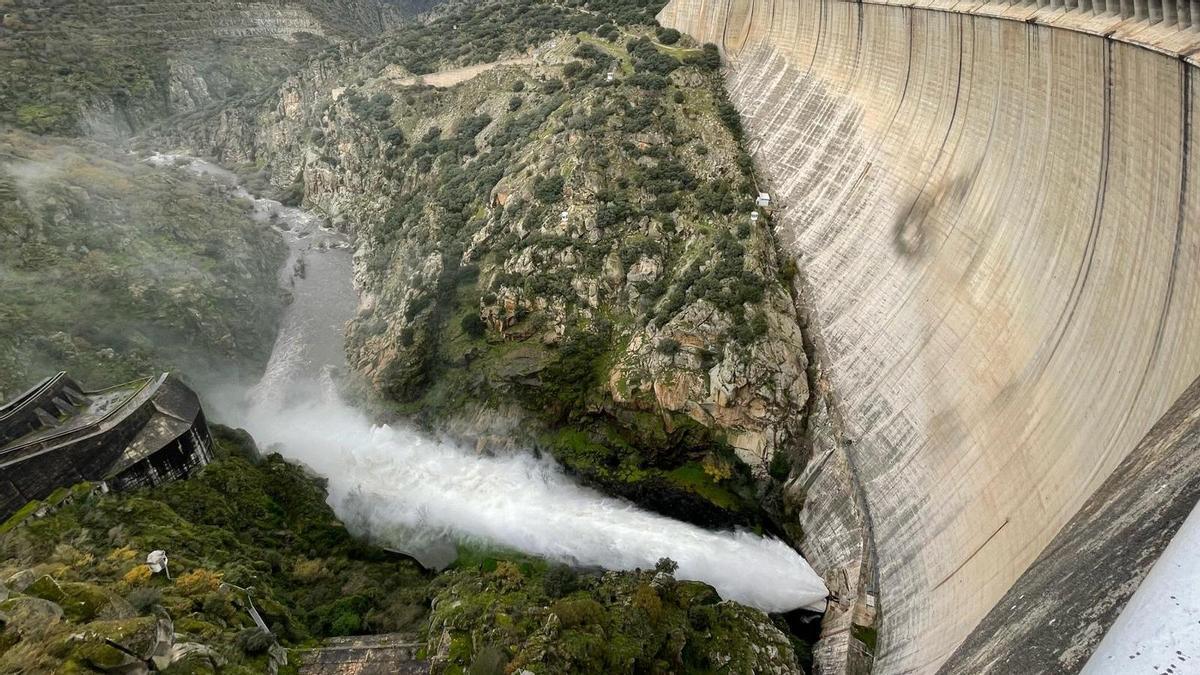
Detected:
[{"left": 659, "top": 0, "right": 1200, "bottom": 672}]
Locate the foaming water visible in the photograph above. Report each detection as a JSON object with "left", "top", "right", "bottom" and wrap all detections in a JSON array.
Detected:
[
  {"left": 159, "top": 150, "right": 828, "bottom": 614},
  {"left": 226, "top": 394, "right": 829, "bottom": 613}
]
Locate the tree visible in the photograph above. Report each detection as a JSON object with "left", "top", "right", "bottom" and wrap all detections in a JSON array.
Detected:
[
  {"left": 533, "top": 175, "right": 565, "bottom": 203},
  {"left": 461, "top": 313, "right": 486, "bottom": 338},
  {"left": 687, "top": 43, "right": 721, "bottom": 70},
  {"left": 656, "top": 27, "right": 682, "bottom": 45}
]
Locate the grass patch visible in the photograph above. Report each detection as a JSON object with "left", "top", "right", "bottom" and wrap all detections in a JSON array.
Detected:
[{"left": 666, "top": 462, "right": 741, "bottom": 511}]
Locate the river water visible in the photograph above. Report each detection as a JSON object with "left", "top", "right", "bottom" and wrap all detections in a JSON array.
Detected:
[{"left": 147, "top": 153, "right": 829, "bottom": 614}]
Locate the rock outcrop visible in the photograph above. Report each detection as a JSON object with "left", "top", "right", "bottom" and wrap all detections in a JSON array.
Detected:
[
  {"left": 155, "top": 1, "right": 816, "bottom": 526},
  {"left": 0, "top": 0, "right": 422, "bottom": 136}
]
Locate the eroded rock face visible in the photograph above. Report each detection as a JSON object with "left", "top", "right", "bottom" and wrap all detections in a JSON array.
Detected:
[{"left": 155, "top": 5, "right": 811, "bottom": 523}]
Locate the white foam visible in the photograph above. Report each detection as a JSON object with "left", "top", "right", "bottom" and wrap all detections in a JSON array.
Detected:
[{"left": 230, "top": 395, "right": 829, "bottom": 613}]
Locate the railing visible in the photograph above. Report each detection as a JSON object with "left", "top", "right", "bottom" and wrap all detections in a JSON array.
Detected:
[
  {"left": 0, "top": 372, "right": 66, "bottom": 420},
  {"left": 1006, "top": 0, "right": 1199, "bottom": 26},
  {"left": 0, "top": 375, "right": 164, "bottom": 465}
]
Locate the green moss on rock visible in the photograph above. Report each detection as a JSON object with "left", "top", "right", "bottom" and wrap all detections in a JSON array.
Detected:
[{"left": 425, "top": 555, "right": 802, "bottom": 674}]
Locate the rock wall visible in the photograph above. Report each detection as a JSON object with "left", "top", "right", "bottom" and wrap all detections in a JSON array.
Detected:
[{"left": 659, "top": 0, "right": 1200, "bottom": 672}]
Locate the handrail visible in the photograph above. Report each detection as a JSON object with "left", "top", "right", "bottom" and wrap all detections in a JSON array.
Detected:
[
  {"left": 845, "top": 0, "right": 1200, "bottom": 63},
  {"left": 0, "top": 372, "right": 66, "bottom": 420},
  {"left": 0, "top": 374, "right": 165, "bottom": 463}
]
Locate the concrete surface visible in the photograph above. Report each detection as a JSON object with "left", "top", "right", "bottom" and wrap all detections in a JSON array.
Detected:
[
  {"left": 659, "top": 0, "right": 1200, "bottom": 672},
  {"left": 943, "top": 374, "right": 1200, "bottom": 673},
  {"left": 1082, "top": 496, "right": 1200, "bottom": 674},
  {"left": 297, "top": 633, "right": 427, "bottom": 674}
]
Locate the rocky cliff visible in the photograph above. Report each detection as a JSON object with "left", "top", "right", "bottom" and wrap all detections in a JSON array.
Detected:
[
  {"left": 153, "top": 0, "right": 816, "bottom": 531},
  {"left": 0, "top": 0, "right": 426, "bottom": 137}
]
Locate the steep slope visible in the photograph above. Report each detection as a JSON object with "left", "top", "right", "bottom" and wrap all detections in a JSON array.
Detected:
[
  {"left": 659, "top": 0, "right": 1200, "bottom": 672},
  {"left": 0, "top": 428, "right": 805, "bottom": 674},
  {"left": 0, "top": 130, "right": 286, "bottom": 399},
  {"left": 155, "top": 0, "right": 816, "bottom": 532},
  {"left": 0, "top": 0, "right": 427, "bottom": 137}
]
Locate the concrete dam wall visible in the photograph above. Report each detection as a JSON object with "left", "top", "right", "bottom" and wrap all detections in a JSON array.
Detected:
[{"left": 659, "top": 0, "right": 1200, "bottom": 672}]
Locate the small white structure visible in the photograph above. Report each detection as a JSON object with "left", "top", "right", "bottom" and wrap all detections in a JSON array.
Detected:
[
  {"left": 756, "top": 192, "right": 772, "bottom": 208},
  {"left": 606, "top": 71, "right": 615, "bottom": 82},
  {"left": 561, "top": 210, "right": 569, "bottom": 224},
  {"left": 750, "top": 211, "right": 760, "bottom": 223},
  {"left": 146, "top": 550, "right": 170, "bottom": 579}
]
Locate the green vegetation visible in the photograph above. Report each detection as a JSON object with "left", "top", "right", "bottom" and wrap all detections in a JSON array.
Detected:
[
  {"left": 0, "top": 428, "right": 804, "bottom": 673},
  {"left": 427, "top": 553, "right": 801, "bottom": 674},
  {"left": 150, "top": 0, "right": 799, "bottom": 527},
  {"left": 0, "top": 130, "right": 286, "bottom": 398},
  {"left": 0, "top": 0, "right": 426, "bottom": 135},
  {"left": 0, "top": 427, "right": 433, "bottom": 672}
]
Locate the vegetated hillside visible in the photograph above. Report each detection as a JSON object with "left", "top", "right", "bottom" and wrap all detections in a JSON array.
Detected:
[
  {"left": 427, "top": 557, "right": 806, "bottom": 673},
  {"left": 0, "top": 0, "right": 428, "bottom": 137},
  {"left": 0, "top": 427, "right": 431, "bottom": 674},
  {"left": 0, "top": 129, "right": 286, "bottom": 399},
  {"left": 156, "top": 0, "right": 812, "bottom": 534},
  {"left": 0, "top": 428, "right": 804, "bottom": 674}
]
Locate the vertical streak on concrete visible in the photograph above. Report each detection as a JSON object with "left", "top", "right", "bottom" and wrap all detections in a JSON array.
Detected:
[{"left": 659, "top": 0, "right": 1200, "bottom": 672}]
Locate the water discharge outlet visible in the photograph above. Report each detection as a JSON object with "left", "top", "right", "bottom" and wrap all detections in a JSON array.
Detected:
[{"left": 173, "top": 151, "right": 830, "bottom": 616}]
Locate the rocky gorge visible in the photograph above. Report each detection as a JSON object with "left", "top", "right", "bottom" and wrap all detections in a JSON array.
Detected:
[
  {"left": 150, "top": 0, "right": 819, "bottom": 535},
  {"left": 0, "top": 0, "right": 842, "bottom": 672}
]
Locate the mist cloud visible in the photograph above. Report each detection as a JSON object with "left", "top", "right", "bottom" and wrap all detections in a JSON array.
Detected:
[{"left": 219, "top": 392, "right": 829, "bottom": 613}]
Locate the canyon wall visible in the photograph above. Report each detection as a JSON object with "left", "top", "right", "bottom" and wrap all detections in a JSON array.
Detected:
[{"left": 659, "top": 0, "right": 1200, "bottom": 672}]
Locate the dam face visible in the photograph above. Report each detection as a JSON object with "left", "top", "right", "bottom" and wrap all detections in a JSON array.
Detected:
[{"left": 659, "top": 0, "right": 1200, "bottom": 672}]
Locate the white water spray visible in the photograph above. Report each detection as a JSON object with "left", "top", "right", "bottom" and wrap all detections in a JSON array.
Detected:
[
  {"left": 151, "top": 151, "right": 828, "bottom": 614},
  {"left": 228, "top": 394, "right": 829, "bottom": 613}
]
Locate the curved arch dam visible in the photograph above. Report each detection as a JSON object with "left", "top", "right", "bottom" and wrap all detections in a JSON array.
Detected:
[{"left": 658, "top": 0, "right": 1200, "bottom": 672}]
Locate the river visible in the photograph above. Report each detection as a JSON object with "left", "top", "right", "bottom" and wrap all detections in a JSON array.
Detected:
[{"left": 146, "top": 153, "right": 829, "bottom": 614}]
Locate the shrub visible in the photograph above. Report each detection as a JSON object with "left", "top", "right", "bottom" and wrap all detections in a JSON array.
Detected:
[
  {"left": 461, "top": 313, "right": 487, "bottom": 338},
  {"left": 235, "top": 628, "right": 275, "bottom": 655},
  {"left": 125, "top": 587, "right": 161, "bottom": 613},
  {"left": 382, "top": 126, "right": 406, "bottom": 147},
  {"left": 533, "top": 175, "right": 565, "bottom": 203},
  {"left": 656, "top": 27, "right": 682, "bottom": 45},
  {"left": 632, "top": 584, "right": 663, "bottom": 624},
  {"left": 656, "top": 337, "right": 681, "bottom": 356},
  {"left": 175, "top": 569, "right": 223, "bottom": 597},
  {"left": 551, "top": 597, "right": 606, "bottom": 628},
  {"left": 121, "top": 564, "right": 152, "bottom": 588},
  {"left": 542, "top": 564, "right": 578, "bottom": 598},
  {"left": 292, "top": 558, "right": 330, "bottom": 583},
  {"left": 654, "top": 557, "right": 679, "bottom": 576},
  {"left": 717, "top": 99, "right": 742, "bottom": 137},
  {"left": 699, "top": 43, "right": 721, "bottom": 70}
]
